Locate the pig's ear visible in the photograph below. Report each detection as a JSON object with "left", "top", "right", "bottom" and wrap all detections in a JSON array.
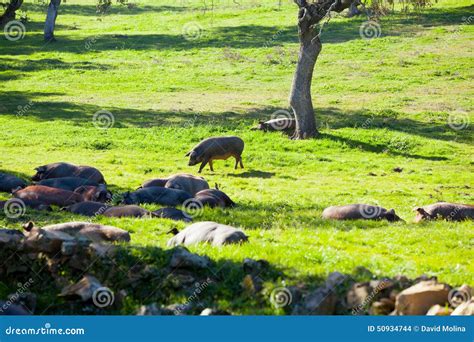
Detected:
[
  {"left": 388, "top": 209, "right": 395, "bottom": 214},
  {"left": 23, "top": 221, "right": 35, "bottom": 231},
  {"left": 185, "top": 151, "right": 191, "bottom": 157},
  {"left": 34, "top": 166, "right": 45, "bottom": 172}
]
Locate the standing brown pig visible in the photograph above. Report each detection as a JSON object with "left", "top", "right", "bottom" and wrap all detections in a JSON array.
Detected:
[{"left": 185, "top": 136, "right": 244, "bottom": 173}]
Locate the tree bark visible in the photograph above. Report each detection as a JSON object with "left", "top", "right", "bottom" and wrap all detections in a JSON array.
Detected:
[
  {"left": 0, "top": 0, "right": 24, "bottom": 26},
  {"left": 44, "top": 0, "right": 61, "bottom": 42},
  {"left": 289, "top": 0, "right": 354, "bottom": 139}
]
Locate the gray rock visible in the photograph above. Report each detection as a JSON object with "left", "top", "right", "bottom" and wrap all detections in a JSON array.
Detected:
[{"left": 169, "top": 247, "right": 210, "bottom": 269}]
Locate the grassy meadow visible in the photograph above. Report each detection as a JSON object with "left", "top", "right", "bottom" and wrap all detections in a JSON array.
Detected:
[{"left": 0, "top": 0, "right": 473, "bottom": 314}]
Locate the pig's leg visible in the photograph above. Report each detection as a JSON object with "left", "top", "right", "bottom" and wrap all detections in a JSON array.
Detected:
[
  {"left": 198, "top": 159, "right": 209, "bottom": 173},
  {"left": 209, "top": 160, "right": 214, "bottom": 172},
  {"left": 239, "top": 157, "right": 244, "bottom": 169},
  {"left": 234, "top": 157, "right": 239, "bottom": 170}
]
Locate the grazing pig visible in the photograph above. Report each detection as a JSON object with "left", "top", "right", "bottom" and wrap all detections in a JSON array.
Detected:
[
  {"left": 32, "top": 162, "right": 105, "bottom": 184},
  {"left": 152, "top": 208, "right": 192, "bottom": 222},
  {"left": 74, "top": 185, "right": 112, "bottom": 203},
  {"left": 23, "top": 221, "right": 130, "bottom": 243},
  {"left": 0, "top": 172, "right": 27, "bottom": 193},
  {"left": 165, "top": 174, "right": 209, "bottom": 196},
  {"left": 194, "top": 188, "right": 235, "bottom": 208},
  {"left": 141, "top": 178, "right": 169, "bottom": 188},
  {"left": 167, "top": 221, "right": 248, "bottom": 247},
  {"left": 0, "top": 199, "right": 52, "bottom": 212},
  {"left": 322, "top": 204, "right": 402, "bottom": 222},
  {"left": 252, "top": 118, "right": 296, "bottom": 132},
  {"left": 103, "top": 205, "right": 151, "bottom": 218},
  {"left": 63, "top": 202, "right": 109, "bottom": 217},
  {"left": 122, "top": 187, "right": 192, "bottom": 206},
  {"left": 13, "top": 185, "right": 84, "bottom": 207},
  {"left": 37, "top": 177, "right": 99, "bottom": 191},
  {"left": 185, "top": 136, "right": 244, "bottom": 173},
  {"left": 414, "top": 202, "right": 474, "bottom": 222}
]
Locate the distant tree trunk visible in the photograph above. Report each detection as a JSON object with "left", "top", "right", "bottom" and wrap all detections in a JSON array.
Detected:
[
  {"left": 290, "top": 0, "right": 353, "bottom": 139},
  {"left": 44, "top": 0, "right": 61, "bottom": 42},
  {"left": 0, "top": 0, "right": 24, "bottom": 26}
]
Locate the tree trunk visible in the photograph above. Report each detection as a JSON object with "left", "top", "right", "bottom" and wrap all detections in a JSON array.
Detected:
[
  {"left": 289, "top": 30, "right": 321, "bottom": 139},
  {"left": 0, "top": 0, "right": 24, "bottom": 26},
  {"left": 44, "top": 0, "right": 61, "bottom": 42},
  {"left": 347, "top": 2, "right": 361, "bottom": 17},
  {"left": 289, "top": 0, "right": 354, "bottom": 140}
]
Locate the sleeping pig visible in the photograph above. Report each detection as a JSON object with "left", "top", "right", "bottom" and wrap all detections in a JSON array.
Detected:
[
  {"left": 152, "top": 207, "right": 192, "bottom": 222},
  {"left": 102, "top": 205, "right": 152, "bottom": 218},
  {"left": 13, "top": 185, "right": 85, "bottom": 207},
  {"left": 37, "top": 177, "right": 99, "bottom": 191},
  {"left": 322, "top": 204, "right": 402, "bottom": 222},
  {"left": 63, "top": 201, "right": 109, "bottom": 217},
  {"left": 185, "top": 136, "right": 244, "bottom": 173},
  {"left": 165, "top": 174, "right": 209, "bottom": 196},
  {"left": 122, "top": 186, "right": 192, "bottom": 206},
  {"left": 414, "top": 202, "right": 474, "bottom": 222},
  {"left": 32, "top": 162, "right": 105, "bottom": 184},
  {"left": 194, "top": 188, "right": 235, "bottom": 208},
  {"left": 0, "top": 172, "right": 27, "bottom": 193}
]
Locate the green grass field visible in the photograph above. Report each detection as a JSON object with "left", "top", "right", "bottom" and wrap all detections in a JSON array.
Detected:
[{"left": 0, "top": 0, "right": 473, "bottom": 314}]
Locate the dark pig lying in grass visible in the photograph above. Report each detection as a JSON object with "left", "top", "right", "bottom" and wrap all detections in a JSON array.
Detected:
[
  {"left": 0, "top": 172, "right": 27, "bottom": 193},
  {"left": 194, "top": 188, "right": 235, "bottom": 208},
  {"left": 74, "top": 185, "right": 112, "bottom": 202},
  {"left": 63, "top": 201, "right": 109, "bottom": 216},
  {"left": 37, "top": 177, "right": 99, "bottom": 191},
  {"left": 414, "top": 202, "right": 474, "bottom": 222},
  {"left": 152, "top": 208, "right": 192, "bottom": 222},
  {"left": 122, "top": 186, "right": 192, "bottom": 206},
  {"left": 23, "top": 221, "right": 130, "bottom": 243},
  {"left": 32, "top": 162, "right": 106, "bottom": 184},
  {"left": 165, "top": 174, "right": 209, "bottom": 196},
  {"left": 322, "top": 204, "right": 402, "bottom": 222},
  {"left": 103, "top": 205, "right": 152, "bottom": 218},
  {"left": 251, "top": 118, "right": 296, "bottom": 132},
  {"left": 185, "top": 136, "right": 244, "bottom": 173},
  {"left": 13, "top": 185, "right": 85, "bottom": 207},
  {"left": 167, "top": 221, "right": 248, "bottom": 247},
  {"left": 140, "top": 178, "right": 169, "bottom": 188}
]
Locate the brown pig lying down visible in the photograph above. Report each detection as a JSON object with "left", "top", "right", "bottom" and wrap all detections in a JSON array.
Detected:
[
  {"left": 64, "top": 202, "right": 152, "bottom": 218},
  {"left": 23, "top": 221, "right": 130, "bottom": 243},
  {"left": 32, "top": 162, "right": 105, "bottom": 184},
  {"left": 13, "top": 185, "right": 108, "bottom": 207},
  {"left": 167, "top": 221, "right": 248, "bottom": 247},
  {"left": 322, "top": 204, "right": 402, "bottom": 222},
  {"left": 414, "top": 202, "right": 474, "bottom": 222},
  {"left": 194, "top": 188, "right": 235, "bottom": 208},
  {"left": 0, "top": 199, "right": 52, "bottom": 211}
]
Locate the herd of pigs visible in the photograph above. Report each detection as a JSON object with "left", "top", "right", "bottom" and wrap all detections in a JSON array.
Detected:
[{"left": 1, "top": 134, "right": 473, "bottom": 247}]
